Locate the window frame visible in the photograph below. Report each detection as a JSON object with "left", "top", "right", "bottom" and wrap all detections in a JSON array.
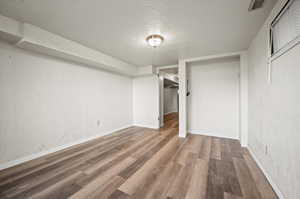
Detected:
[{"left": 269, "top": 0, "right": 300, "bottom": 62}]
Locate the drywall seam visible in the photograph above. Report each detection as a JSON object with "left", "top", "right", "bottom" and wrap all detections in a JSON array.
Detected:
[
  {"left": 247, "top": 147, "right": 286, "bottom": 199},
  {"left": 0, "top": 124, "right": 132, "bottom": 171}
]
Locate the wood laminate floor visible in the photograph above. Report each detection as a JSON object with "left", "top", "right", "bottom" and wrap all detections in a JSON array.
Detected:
[{"left": 0, "top": 113, "right": 278, "bottom": 199}]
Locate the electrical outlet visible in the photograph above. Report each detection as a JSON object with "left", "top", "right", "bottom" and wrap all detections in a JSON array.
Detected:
[{"left": 265, "top": 145, "right": 268, "bottom": 155}]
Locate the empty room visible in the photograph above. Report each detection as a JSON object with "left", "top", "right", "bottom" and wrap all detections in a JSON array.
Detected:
[{"left": 0, "top": 0, "right": 299, "bottom": 198}]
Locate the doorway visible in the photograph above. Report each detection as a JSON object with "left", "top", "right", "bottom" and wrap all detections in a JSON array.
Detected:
[
  {"left": 177, "top": 52, "right": 248, "bottom": 146},
  {"left": 187, "top": 57, "right": 240, "bottom": 139},
  {"left": 157, "top": 66, "right": 179, "bottom": 128}
]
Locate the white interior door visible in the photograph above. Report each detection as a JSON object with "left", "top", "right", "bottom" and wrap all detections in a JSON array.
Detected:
[
  {"left": 133, "top": 75, "right": 160, "bottom": 129},
  {"left": 187, "top": 57, "right": 240, "bottom": 139}
]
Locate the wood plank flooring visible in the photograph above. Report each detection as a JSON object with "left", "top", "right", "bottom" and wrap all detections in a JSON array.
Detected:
[{"left": 0, "top": 114, "right": 278, "bottom": 199}]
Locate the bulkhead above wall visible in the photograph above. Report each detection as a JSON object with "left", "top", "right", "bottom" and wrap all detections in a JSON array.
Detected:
[{"left": 0, "top": 14, "right": 156, "bottom": 77}]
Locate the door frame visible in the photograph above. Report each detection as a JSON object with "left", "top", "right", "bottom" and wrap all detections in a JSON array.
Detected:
[
  {"left": 178, "top": 51, "right": 248, "bottom": 147},
  {"left": 156, "top": 65, "right": 179, "bottom": 128}
]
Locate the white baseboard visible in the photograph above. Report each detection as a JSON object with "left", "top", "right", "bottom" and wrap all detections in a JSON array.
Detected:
[
  {"left": 0, "top": 124, "right": 132, "bottom": 171},
  {"left": 133, "top": 123, "right": 159, "bottom": 129},
  {"left": 247, "top": 147, "right": 286, "bottom": 199},
  {"left": 188, "top": 129, "right": 238, "bottom": 140}
]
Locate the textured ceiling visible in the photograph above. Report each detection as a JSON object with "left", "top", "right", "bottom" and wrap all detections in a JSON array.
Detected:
[{"left": 0, "top": 0, "right": 277, "bottom": 67}]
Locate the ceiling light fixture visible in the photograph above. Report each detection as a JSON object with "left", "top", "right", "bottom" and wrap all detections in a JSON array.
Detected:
[{"left": 146, "top": 34, "right": 164, "bottom": 48}]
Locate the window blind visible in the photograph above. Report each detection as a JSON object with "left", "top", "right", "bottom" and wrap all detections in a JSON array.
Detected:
[{"left": 271, "top": 0, "right": 300, "bottom": 54}]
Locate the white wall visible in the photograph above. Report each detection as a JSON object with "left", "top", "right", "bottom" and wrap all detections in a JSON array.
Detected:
[
  {"left": 239, "top": 52, "right": 249, "bottom": 147},
  {"left": 248, "top": 1, "right": 300, "bottom": 198},
  {"left": 0, "top": 41, "right": 133, "bottom": 166},
  {"left": 133, "top": 75, "right": 159, "bottom": 129},
  {"left": 164, "top": 87, "right": 178, "bottom": 114},
  {"left": 187, "top": 57, "right": 240, "bottom": 139}
]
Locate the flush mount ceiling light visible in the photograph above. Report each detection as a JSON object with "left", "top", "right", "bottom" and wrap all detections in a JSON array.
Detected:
[{"left": 146, "top": 34, "right": 164, "bottom": 48}]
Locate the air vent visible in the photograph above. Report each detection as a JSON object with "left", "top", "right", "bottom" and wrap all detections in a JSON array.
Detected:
[{"left": 248, "top": 0, "right": 265, "bottom": 11}]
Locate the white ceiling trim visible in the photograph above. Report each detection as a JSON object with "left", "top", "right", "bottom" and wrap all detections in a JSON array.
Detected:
[{"left": 183, "top": 51, "right": 242, "bottom": 63}]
